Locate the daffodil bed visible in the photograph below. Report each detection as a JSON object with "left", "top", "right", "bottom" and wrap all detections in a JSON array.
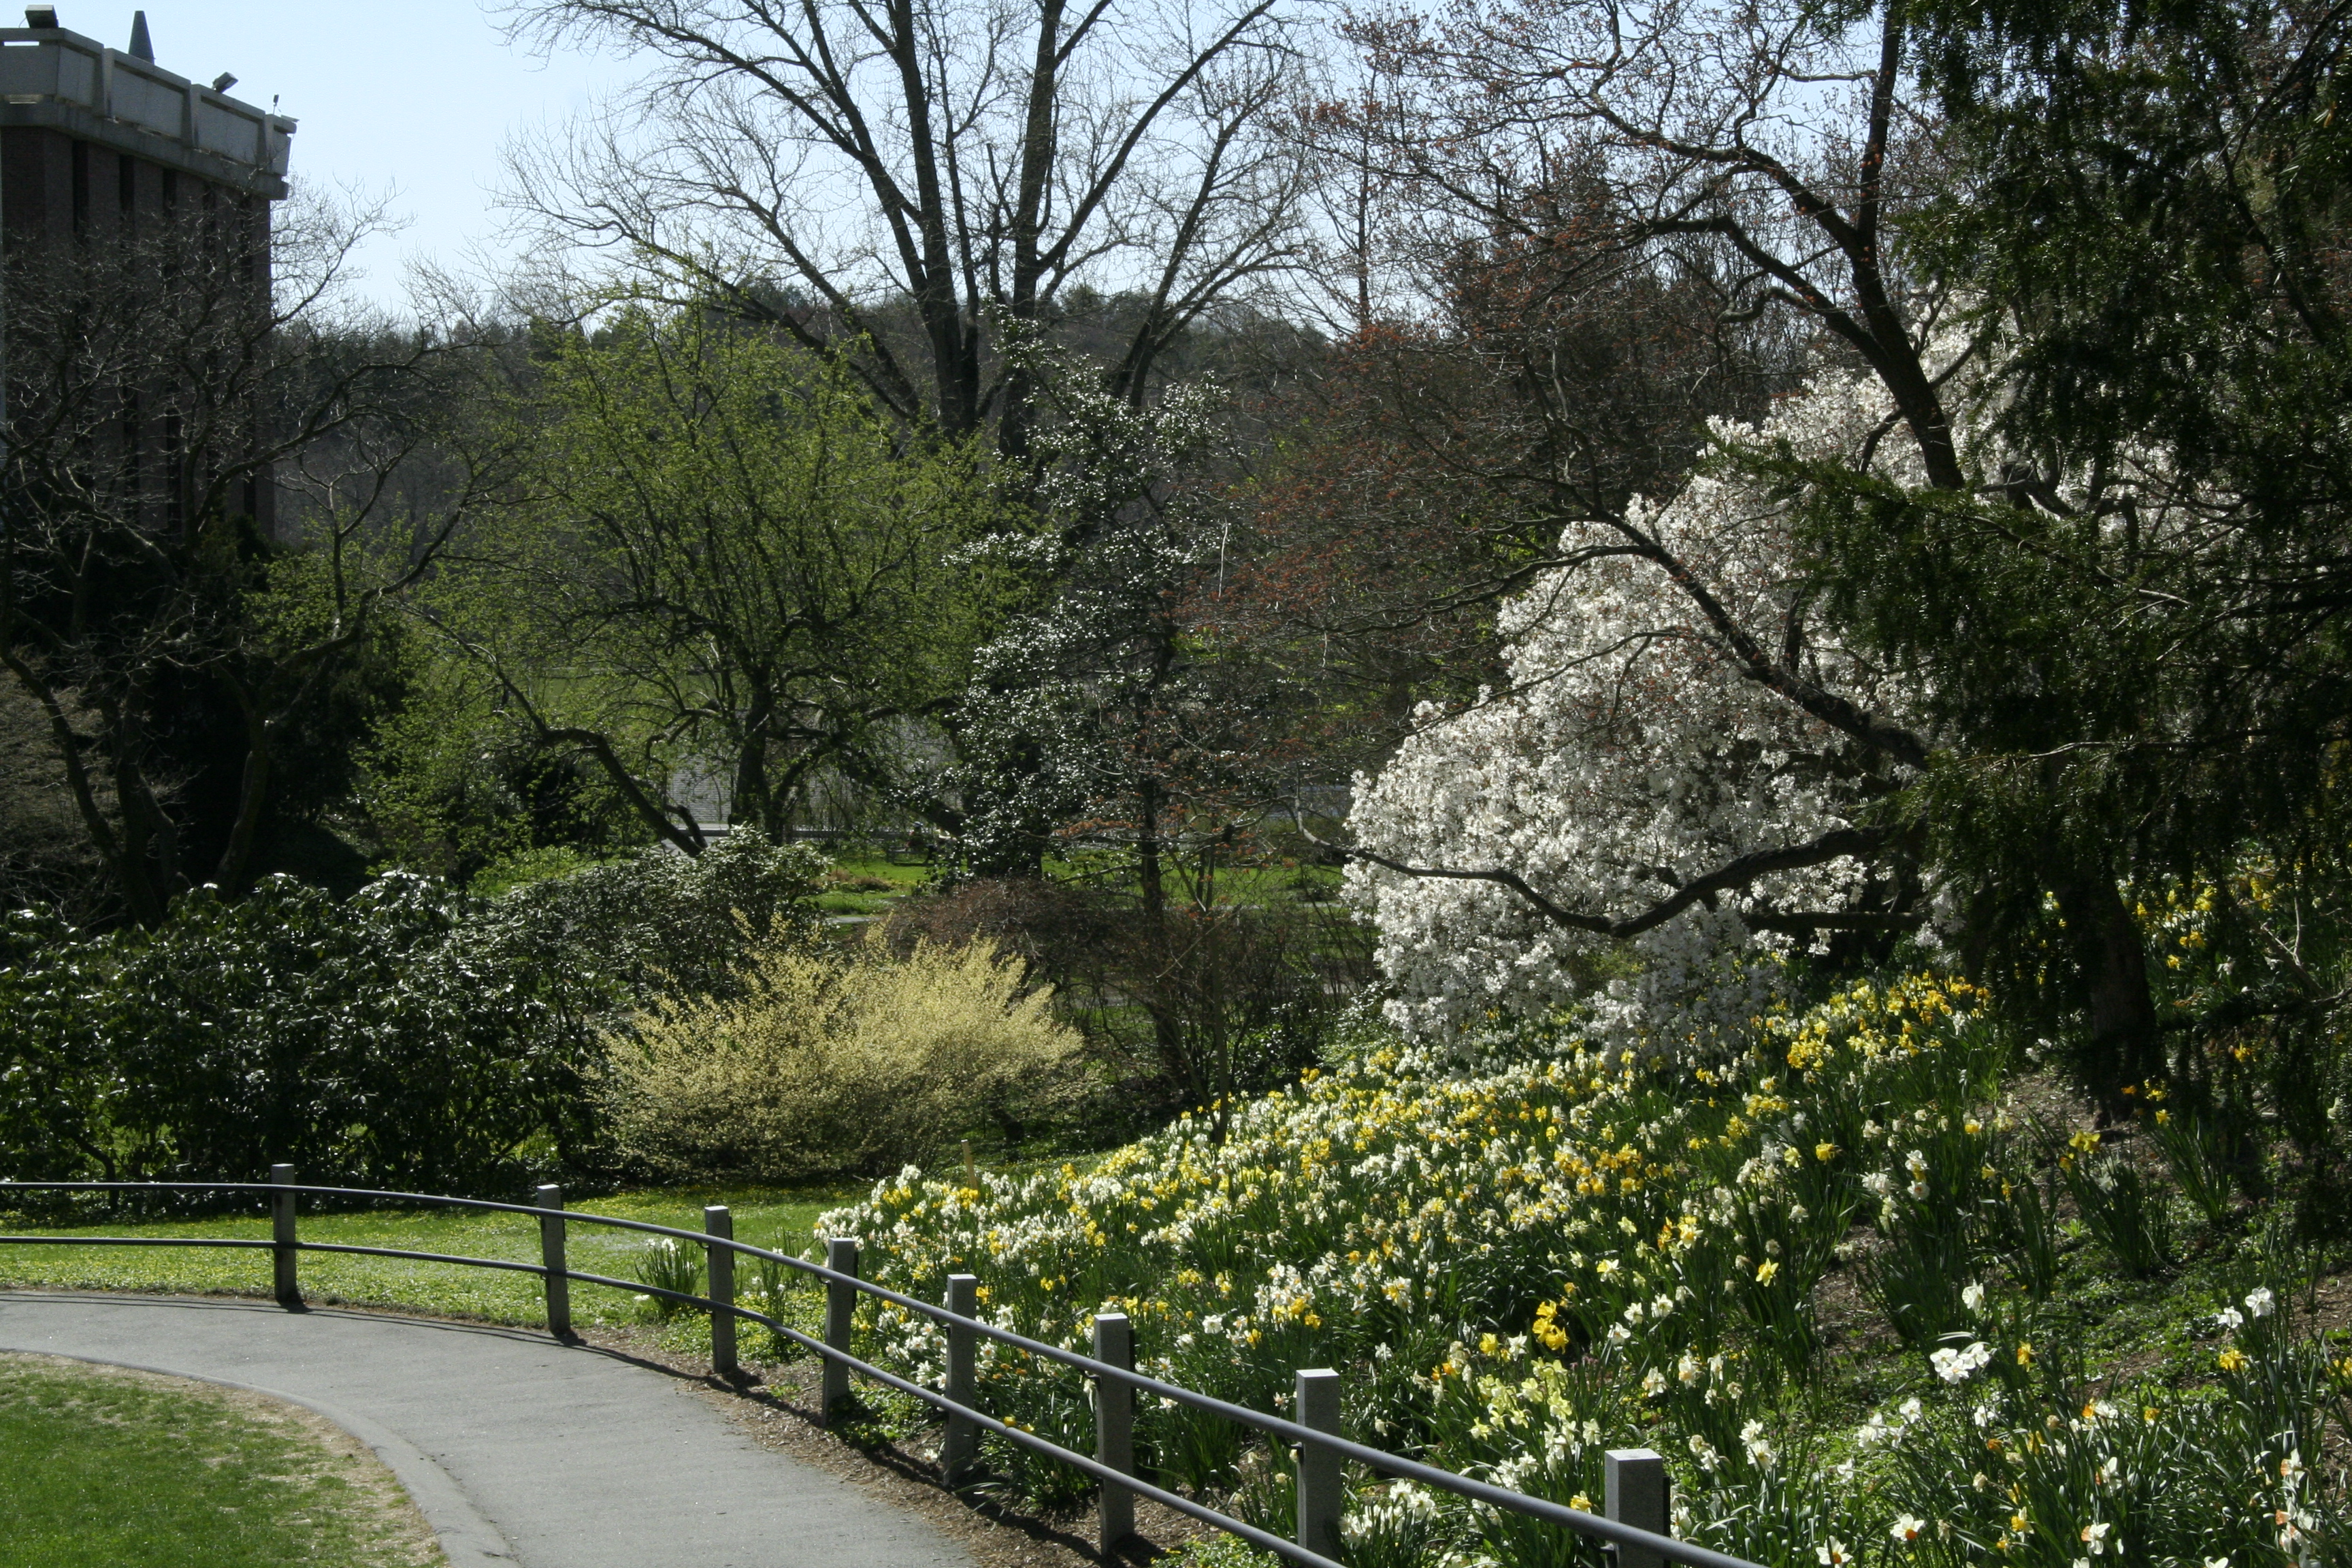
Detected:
[{"left": 817, "top": 976, "right": 2352, "bottom": 1568}]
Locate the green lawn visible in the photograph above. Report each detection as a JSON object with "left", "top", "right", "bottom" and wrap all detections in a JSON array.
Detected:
[
  {"left": 813, "top": 853, "right": 934, "bottom": 916},
  {"left": 0, "top": 1184, "right": 862, "bottom": 1329},
  {"left": 0, "top": 1354, "right": 442, "bottom": 1567},
  {"left": 809, "top": 848, "right": 1349, "bottom": 919}
]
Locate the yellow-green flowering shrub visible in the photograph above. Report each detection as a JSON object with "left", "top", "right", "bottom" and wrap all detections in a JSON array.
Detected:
[{"left": 601, "top": 938, "right": 1077, "bottom": 1180}]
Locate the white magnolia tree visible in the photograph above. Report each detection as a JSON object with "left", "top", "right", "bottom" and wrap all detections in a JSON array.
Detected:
[{"left": 1344, "top": 361, "right": 1945, "bottom": 1050}]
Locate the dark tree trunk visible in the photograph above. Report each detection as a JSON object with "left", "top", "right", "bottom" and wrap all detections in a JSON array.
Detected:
[
  {"left": 1136, "top": 773, "right": 1188, "bottom": 1089},
  {"left": 212, "top": 708, "right": 272, "bottom": 894},
  {"left": 2055, "top": 871, "right": 2163, "bottom": 1112}
]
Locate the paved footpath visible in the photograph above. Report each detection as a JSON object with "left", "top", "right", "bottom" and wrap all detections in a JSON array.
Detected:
[{"left": 0, "top": 1290, "right": 976, "bottom": 1568}]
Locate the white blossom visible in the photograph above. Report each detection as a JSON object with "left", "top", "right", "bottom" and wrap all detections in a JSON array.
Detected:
[
  {"left": 1345, "top": 360, "right": 1942, "bottom": 1047},
  {"left": 1931, "top": 1341, "right": 1993, "bottom": 1384}
]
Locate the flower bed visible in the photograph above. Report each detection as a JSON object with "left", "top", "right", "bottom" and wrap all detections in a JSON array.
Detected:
[{"left": 819, "top": 977, "right": 2349, "bottom": 1566}]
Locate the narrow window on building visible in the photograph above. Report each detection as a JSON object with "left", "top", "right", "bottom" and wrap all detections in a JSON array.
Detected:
[
  {"left": 69, "top": 139, "right": 88, "bottom": 235},
  {"left": 120, "top": 390, "right": 142, "bottom": 518},
  {"left": 159, "top": 170, "right": 178, "bottom": 283},
  {"left": 117, "top": 152, "right": 134, "bottom": 226},
  {"left": 163, "top": 412, "right": 184, "bottom": 534}
]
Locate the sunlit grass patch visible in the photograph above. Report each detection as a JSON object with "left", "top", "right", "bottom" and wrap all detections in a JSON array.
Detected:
[
  {"left": 0, "top": 1184, "right": 858, "bottom": 1328},
  {"left": 813, "top": 854, "right": 932, "bottom": 915},
  {"left": 0, "top": 1352, "right": 443, "bottom": 1567}
]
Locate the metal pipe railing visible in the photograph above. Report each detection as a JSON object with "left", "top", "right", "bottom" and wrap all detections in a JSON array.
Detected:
[{"left": 0, "top": 1176, "right": 1753, "bottom": 1568}]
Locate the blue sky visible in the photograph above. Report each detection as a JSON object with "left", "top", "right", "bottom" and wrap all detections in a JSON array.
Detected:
[{"left": 74, "top": 2, "right": 643, "bottom": 304}]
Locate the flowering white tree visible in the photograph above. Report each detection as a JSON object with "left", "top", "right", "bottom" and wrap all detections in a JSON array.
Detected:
[{"left": 1343, "top": 361, "right": 1942, "bottom": 1047}]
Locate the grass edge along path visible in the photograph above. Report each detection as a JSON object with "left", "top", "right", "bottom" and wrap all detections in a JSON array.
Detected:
[
  {"left": 0, "top": 1184, "right": 860, "bottom": 1333},
  {"left": 0, "top": 1350, "right": 444, "bottom": 1568}
]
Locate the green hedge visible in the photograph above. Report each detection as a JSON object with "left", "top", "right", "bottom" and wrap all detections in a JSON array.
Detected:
[{"left": 0, "top": 831, "right": 823, "bottom": 1200}]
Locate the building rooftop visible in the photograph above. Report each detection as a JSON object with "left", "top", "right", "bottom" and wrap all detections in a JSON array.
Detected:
[{"left": 0, "top": 10, "right": 294, "bottom": 198}]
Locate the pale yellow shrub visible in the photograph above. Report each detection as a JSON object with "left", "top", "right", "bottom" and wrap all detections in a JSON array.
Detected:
[{"left": 600, "top": 938, "right": 1079, "bottom": 1180}]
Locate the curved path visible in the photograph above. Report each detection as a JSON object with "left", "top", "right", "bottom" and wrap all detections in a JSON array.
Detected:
[{"left": 0, "top": 1290, "right": 975, "bottom": 1568}]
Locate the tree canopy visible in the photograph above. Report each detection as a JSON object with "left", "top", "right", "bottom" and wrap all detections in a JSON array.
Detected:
[{"left": 434, "top": 306, "right": 1004, "bottom": 849}]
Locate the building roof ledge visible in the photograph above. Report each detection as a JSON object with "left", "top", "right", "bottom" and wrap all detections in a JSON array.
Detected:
[{"left": 0, "top": 25, "right": 293, "bottom": 194}]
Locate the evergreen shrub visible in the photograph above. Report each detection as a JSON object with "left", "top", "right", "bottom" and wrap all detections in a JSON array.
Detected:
[{"left": 0, "top": 829, "right": 826, "bottom": 1199}]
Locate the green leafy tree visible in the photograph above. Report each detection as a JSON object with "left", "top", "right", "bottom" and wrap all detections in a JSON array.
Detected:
[
  {"left": 435, "top": 306, "right": 1005, "bottom": 847},
  {"left": 352, "top": 645, "right": 652, "bottom": 885}
]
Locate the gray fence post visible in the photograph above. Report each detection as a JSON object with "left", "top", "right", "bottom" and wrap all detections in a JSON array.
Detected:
[
  {"left": 1294, "top": 1367, "right": 1343, "bottom": 1561},
  {"left": 820, "top": 1236, "right": 858, "bottom": 1424},
  {"left": 943, "top": 1273, "right": 979, "bottom": 1485},
  {"left": 536, "top": 1184, "right": 570, "bottom": 1339},
  {"left": 1094, "top": 1311, "right": 1136, "bottom": 1552},
  {"left": 705, "top": 1205, "right": 736, "bottom": 1379},
  {"left": 1605, "top": 1448, "right": 1669, "bottom": 1568},
  {"left": 270, "top": 1164, "right": 299, "bottom": 1307}
]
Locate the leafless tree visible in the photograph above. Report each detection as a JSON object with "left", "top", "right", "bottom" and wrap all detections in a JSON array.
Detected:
[
  {"left": 1313, "top": 0, "right": 1961, "bottom": 766},
  {"left": 496, "top": 0, "right": 1313, "bottom": 447},
  {"left": 1354, "top": 0, "right": 1959, "bottom": 479}
]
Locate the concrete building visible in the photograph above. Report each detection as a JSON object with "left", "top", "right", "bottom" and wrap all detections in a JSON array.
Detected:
[
  {"left": 0, "top": 6, "right": 295, "bottom": 532},
  {"left": 0, "top": 8, "right": 292, "bottom": 203}
]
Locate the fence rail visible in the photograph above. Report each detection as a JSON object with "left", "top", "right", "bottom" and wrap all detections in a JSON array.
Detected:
[{"left": 0, "top": 1175, "right": 1759, "bottom": 1568}]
